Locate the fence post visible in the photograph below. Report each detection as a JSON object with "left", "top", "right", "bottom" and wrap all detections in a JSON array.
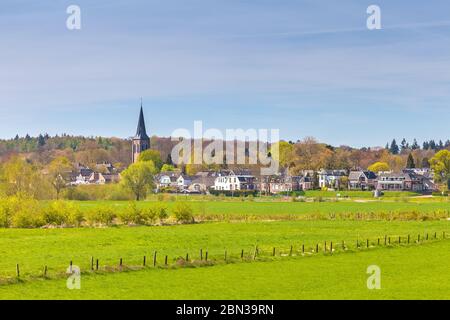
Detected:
[
  {"left": 388, "top": 237, "right": 391, "bottom": 245},
  {"left": 384, "top": 235, "right": 387, "bottom": 245},
  {"left": 70, "top": 260, "right": 73, "bottom": 273},
  {"left": 434, "top": 232, "right": 437, "bottom": 239},
  {"left": 426, "top": 233, "right": 429, "bottom": 241},
  {"left": 200, "top": 249, "right": 203, "bottom": 261},
  {"left": 366, "top": 239, "right": 369, "bottom": 248},
  {"left": 44, "top": 265, "right": 47, "bottom": 277},
  {"left": 186, "top": 253, "right": 189, "bottom": 262},
  {"left": 408, "top": 234, "right": 410, "bottom": 244},
  {"left": 316, "top": 244, "right": 319, "bottom": 253},
  {"left": 153, "top": 251, "right": 157, "bottom": 267},
  {"left": 96, "top": 259, "right": 99, "bottom": 271},
  {"left": 418, "top": 234, "right": 420, "bottom": 242},
  {"left": 205, "top": 251, "right": 208, "bottom": 262},
  {"left": 302, "top": 244, "right": 305, "bottom": 254},
  {"left": 330, "top": 242, "right": 333, "bottom": 253},
  {"left": 272, "top": 247, "right": 276, "bottom": 256},
  {"left": 377, "top": 238, "right": 380, "bottom": 246},
  {"left": 342, "top": 241, "right": 345, "bottom": 250},
  {"left": 290, "top": 245, "right": 293, "bottom": 256},
  {"left": 224, "top": 250, "right": 227, "bottom": 261},
  {"left": 91, "top": 256, "right": 94, "bottom": 271},
  {"left": 165, "top": 255, "right": 168, "bottom": 266},
  {"left": 119, "top": 258, "right": 122, "bottom": 269},
  {"left": 16, "top": 264, "right": 20, "bottom": 278},
  {"left": 324, "top": 241, "right": 327, "bottom": 252},
  {"left": 143, "top": 255, "right": 146, "bottom": 266},
  {"left": 241, "top": 249, "right": 244, "bottom": 259}
]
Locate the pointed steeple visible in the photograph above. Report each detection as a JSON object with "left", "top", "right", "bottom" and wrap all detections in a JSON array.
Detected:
[{"left": 134, "top": 102, "right": 149, "bottom": 140}]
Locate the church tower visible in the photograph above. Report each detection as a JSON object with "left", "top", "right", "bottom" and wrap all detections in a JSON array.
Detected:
[{"left": 132, "top": 102, "right": 150, "bottom": 163}]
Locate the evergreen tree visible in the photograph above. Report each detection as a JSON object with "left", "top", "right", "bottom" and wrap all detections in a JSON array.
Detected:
[
  {"left": 400, "top": 138, "right": 408, "bottom": 152},
  {"left": 166, "top": 153, "right": 173, "bottom": 165},
  {"left": 406, "top": 153, "right": 415, "bottom": 169},
  {"left": 411, "top": 139, "right": 419, "bottom": 150},
  {"left": 423, "top": 141, "right": 430, "bottom": 150},
  {"left": 389, "top": 139, "right": 399, "bottom": 154},
  {"left": 429, "top": 140, "right": 436, "bottom": 150},
  {"left": 37, "top": 134, "right": 46, "bottom": 147},
  {"left": 421, "top": 157, "right": 430, "bottom": 168}
]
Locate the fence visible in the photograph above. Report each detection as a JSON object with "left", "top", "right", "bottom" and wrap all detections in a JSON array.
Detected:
[{"left": 3, "top": 231, "right": 448, "bottom": 284}]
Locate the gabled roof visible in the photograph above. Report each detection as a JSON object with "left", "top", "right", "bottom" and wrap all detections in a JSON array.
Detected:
[{"left": 134, "top": 105, "right": 149, "bottom": 140}]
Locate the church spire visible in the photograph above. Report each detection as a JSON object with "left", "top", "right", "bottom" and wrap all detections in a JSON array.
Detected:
[
  {"left": 134, "top": 102, "right": 149, "bottom": 140},
  {"left": 132, "top": 100, "right": 150, "bottom": 163}
]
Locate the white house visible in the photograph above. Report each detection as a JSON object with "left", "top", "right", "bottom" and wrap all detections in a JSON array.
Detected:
[
  {"left": 214, "top": 170, "right": 256, "bottom": 191},
  {"left": 317, "top": 169, "right": 347, "bottom": 189},
  {"left": 177, "top": 174, "right": 193, "bottom": 190}
]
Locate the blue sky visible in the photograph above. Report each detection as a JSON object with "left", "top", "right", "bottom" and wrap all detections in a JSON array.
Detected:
[{"left": 0, "top": 0, "right": 449, "bottom": 147}]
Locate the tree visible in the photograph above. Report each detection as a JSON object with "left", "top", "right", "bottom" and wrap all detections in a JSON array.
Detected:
[
  {"left": 406, "top": 153, "right": 415, "bottom": 169},
  {"left": 48, "top": 156, "right": 72, "bottom": 199},
  {"left": 139, "top": 150, "right": 163, "bottom": 171},
  {"left": 270, "top": 141, "right": 294, "bottom": 169},
  {"left": 411, "top": 139, "right": 420, "bottom": 150},
  {"left": 430, "top": 150, "right": 450, "bottom": 183},
  {"left": 421, "top": 157, "right": 430, "bottom": 168},
  {"left": 38, "top": 134, "right": 46, "bottom": 147},
  {"left": 160, "top": 164, "right": 176, "bottom": 172},
  {"left": 0, "top": 156, "right": 40, "bottom": 197},
  {"left": 368, "top": 162, "right": 390, "bottom": 173},
  {"left": 120, "top": 161, "right": 156, "bottom": 201},
  {"left": 389, "top": 139, "right": 399, "bottom": 155},
  {"left": 400, "top": 138, "right": 408, "bottom": 152},
  {"left": 166, "top": 153, "right": 173, "bottom": 166}
]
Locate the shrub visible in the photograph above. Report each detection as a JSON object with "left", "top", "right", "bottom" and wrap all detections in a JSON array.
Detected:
[
  {"left": 156, "top": 204, "right": 169, "bottom": 223},
  {"left": 63, "top": 187, "right": 90, "bottom": 201},
  {"left": 140, "top": 203, "right": 168, "bottom": 225},
  {"left": 42, "top": 201, "right": 83, "bottom": 227},
  {"left": 140, "top": 206, "right": 157, "bottom": 225},
  {"left": 85, "top": 205, "right": 116, "bottom": 226},
  {"left": 118, "top": 202, "right": 143, "bottom": 225},
  {"left": 10, "top": 198, "right": 44, "bottom": 228},
  {"left": 172, "top": 202, "right": 194, "bottom": 224}
]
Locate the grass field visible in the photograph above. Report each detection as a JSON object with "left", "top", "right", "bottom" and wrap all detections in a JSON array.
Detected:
[
  {"left": 1, "top": 240, "right": 449, "bottom": 299},
  {"left": 1, "top": 198, "right": 449, "bottom": 299}
]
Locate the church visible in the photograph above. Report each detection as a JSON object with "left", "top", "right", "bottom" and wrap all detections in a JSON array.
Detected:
[{"left": 132, "top": 104, "right": 150, "bottom": 163}]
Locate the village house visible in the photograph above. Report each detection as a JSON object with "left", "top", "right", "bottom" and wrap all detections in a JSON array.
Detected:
[
  {"left": 376, "top": 172, "right": 425, "bottom": 192},
  {"left": 176, "top": 174, "right": 193, "bottom": 191},
  {"left": 214, "top": 169, "right": 256, "bottom": 191},
  {"left": 187, "top": 171, "right": 221, "bottom": 193},
  {"left": 317, "top": 169, "right": 348, "bottom": 189},
  {"left": 260, "top": 173, "right": 312, "bottom": 194},
  {"left": 154, "top": 170, "right": 182, "bottom": 191},
  {"left": 348, "top": 170, "right": 377, "bottom": 190},
  {"left": 70, "top": 163, "right": 120, "bottom": 185}
]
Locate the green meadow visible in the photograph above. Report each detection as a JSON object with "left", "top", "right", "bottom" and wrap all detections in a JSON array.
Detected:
[
  {"left": 1, "top": 239, "right": 449, "bottom": 300},
  {"left": 0, "top": 197, "right": 449, "bottom": 299}
]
